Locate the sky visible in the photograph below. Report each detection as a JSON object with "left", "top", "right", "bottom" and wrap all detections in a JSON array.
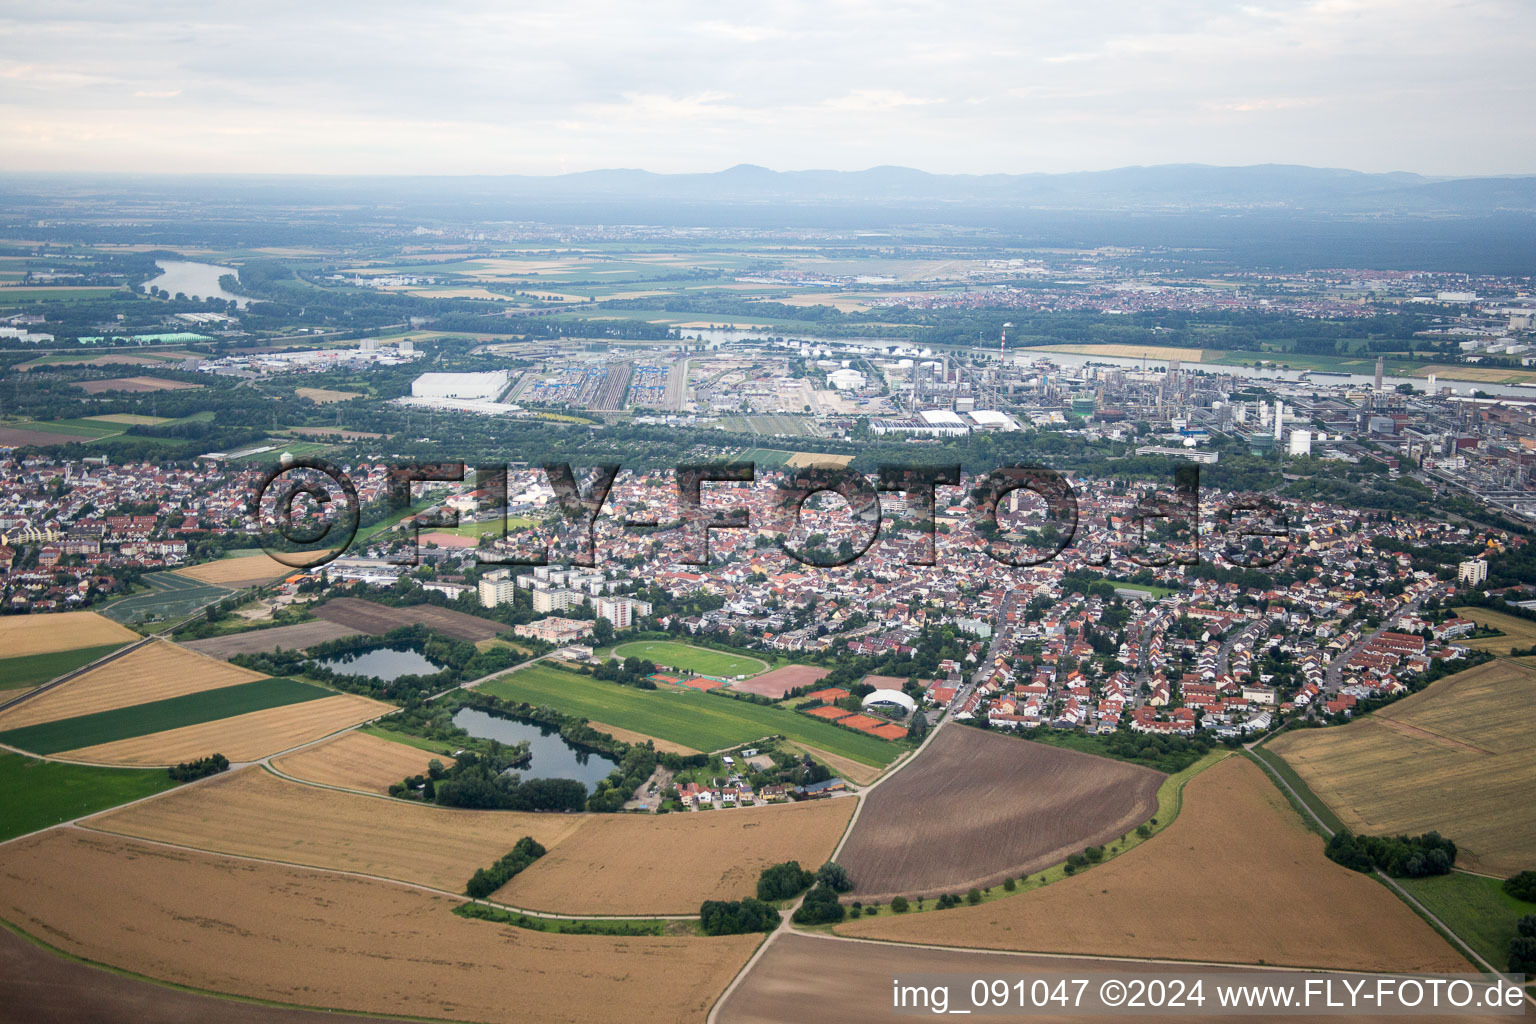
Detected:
[{"left": 1, "top": 0, "right": 1533, "bottom": 177}]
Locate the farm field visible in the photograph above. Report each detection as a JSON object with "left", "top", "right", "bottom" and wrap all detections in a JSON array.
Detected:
[
  {"left": 1267, "top": 659, "right": 1536, "bottom": 876},
  {"left": 1452, "top": 606, "right": 1536, "bottom": 654},
  {"left": 177, "top": 552, "right": 298, "bottom": 588},
  {"left": 0, "top": 752, "right": 178, "bottom": 841},
  {"left": 0, "top": 926, "right": 402, "bottom": 1024},
  {"left": 1400, "top": 872, "right": 1535, "bottom": 971},
  {"left": 0, "top": 610, "right": 137, "bottom": 657},
  {"left": 498, "top": 797, "right": 855, "bottom": 915},
  {"left": 0, "top": 640, "right": 266, "bottom": 730},
  {"left": 85, "top": 412, "right": 173, "bottom": 426},
  {"left": 181, "top": 619, "right": 360, "bottom": 659},
  {"left": 612, "top": 640, "right": 768, "bottom": 677},
  {"left": 271, "top": 731, "right": 451, "bottom": 793},
  {"left": 1031, "top": 342, "right": 1207, "bottom": 362},
  {"left": 782, "top": 740, "right": 892, "bottom": 786},
  {"left": 717, "top": 933, "right": 1504, "bottom": 1024},
  {"left": 314, "top": 597, "right": 507, "bottom": 641},
  {"left": 836, "top": 725, "right": 1162, "bottom": 900},
  {"left": 838, "top": 756, "right": 1469, "bottom": 973},
  {"left": 86, "top": 766, "right": 588, "bottom": 892},
  {"left": 0, "top": 677, "right": 332, "bottom": 755},
  {"left": 585, "top": 720, "right": 701, "bottom": 754},
  {"left": 295, "top": 386, "right": 363, "bottom": 403},
  {"left": 0, "top": 830, "right": 760, "bottom": 1024},
  {"left": 730, "top": 663, "right": 829, "bottom": 698},
  {"left": 0, "top": 642, "right": 126, "bottom": 691},
  {"left": 57, "top": 692, "right": 391, "bottom": 765},
  {"left": 100, "top": 570, "right": 230, "bottom": 624},
  {"left": 480, "top": 664, "right": 902, "bottom": 766},
  {"left": 75, "top": 375, "right": 202, "bottom": 393}
]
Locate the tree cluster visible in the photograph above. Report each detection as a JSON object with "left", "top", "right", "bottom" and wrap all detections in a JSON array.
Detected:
[
  {"left": 465, "top": 836, "right": 546, "bottom": 899},
  {"left": 1324, "top": 830, "right": 1456, "bottom": 878}
]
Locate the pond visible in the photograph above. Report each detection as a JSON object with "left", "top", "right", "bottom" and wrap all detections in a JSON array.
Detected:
[
  {"left": 143, "top": 259, "right": 249, "bottom": 308},
  {"left": 452, "top": 707, "right": 619, "bottom": 791},
  {"left": 312, "top": 644, "right": 446, "bottom": 682}
]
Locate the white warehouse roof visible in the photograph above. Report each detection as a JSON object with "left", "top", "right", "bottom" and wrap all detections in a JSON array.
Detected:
[
  {"left": 861, "top": 688, "right": 917, "bottom": 714},
  {"left": 410, "top": 371, "right": 509, "bottom": 400},
  {"left": 918, "top": 409, "right": 966, "bottom": 427}
]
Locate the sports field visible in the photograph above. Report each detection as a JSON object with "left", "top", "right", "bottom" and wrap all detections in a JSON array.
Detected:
[
  {"left": 611, "top": 640, "right": 767, "bottom": 677},
  {"left": 0, "top": 643, "right": 126, "bottom": 691},
  {"left": 0, "top": 677, "right": 333, "bottom": 755},
  {"left": 0, "top": 752, "right": 178, "bottom": 841},
  {"left": 1267, "top": 658, "right": 1536, "bottom": 876},
  {"left": 480, "top": 664, "right": 901, "bottom": 766}
]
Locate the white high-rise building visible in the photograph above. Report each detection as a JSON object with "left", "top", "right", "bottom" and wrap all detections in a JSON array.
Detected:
[
  {"left": 478, "top": 573, "right": 517, "bottom": 608},
  {"left": 1458, "top": 560, "right": 1488, "bottom": 586}
]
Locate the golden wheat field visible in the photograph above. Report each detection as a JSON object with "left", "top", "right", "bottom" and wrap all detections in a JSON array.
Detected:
[
  {"left": 498, "top": 797, "right": 856, "bottom": 915},
  {"left": 838, "top": 757, "right": 1467, "bottom": 973},
  {"left": 0, "top": 611, "right": 137, "bottom": 658},
  {"left": 176, "top": 553, "right": 299, "bottom": 587},
  {"left": 586, "top": 720, "right": 701, "bottom": 755},
  {"left": 271, "top": 730, "right": 453, "bottom": 793},
  {"left": 85, "top": 766, "right": 589, "bottom": 892},
  {"left": 0, "top": 641, "right": 264, "bottom": 730},
  {"left": 1452, "top": 606, "right": 1536, "bottom": 655},
  {"left": 57, "top": 693, "right": 391, "bottom": 766},
  {"left": 1269, "top": 659, "right": 1536, "bottom": 876},
  {"left": 294, "top": 386, "right": 363, "bottom": 403},
  {"left": 0, "top": 830, "right": 759, "bottom": 1024}
]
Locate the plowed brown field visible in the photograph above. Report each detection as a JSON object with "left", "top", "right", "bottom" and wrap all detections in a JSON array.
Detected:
[
  {"left": 314, "top": 597, "right": 506, "bottom": 641},
  {"left": 0, "top": 830, "right": 759, "bottom": 1024},
  {"left": 0, "top": 641, "right": 264, "bottom": 730},
  {"left": 498, "top": 797, "right": 856, "bottom": 915},
  {"left": 0, "top": 611, "right": 137, "bottom": 658},
  {"left": 85, "top": 766, "right": 588, "bottom": 891},
  {"left": 181, "top": 620, "right": 360, "bottom": 660},
  {"left": 838, "top": 756, "right": 1468, "bottom": 972},
  {"left": 271, "top": 731, "right": 452, "bottom": 793},
  {"left": 57, "top": 693, "right": 391, "bottom": 765},
  {"left": 837, "top": 725, "right": 1161, "bottom": 900}
]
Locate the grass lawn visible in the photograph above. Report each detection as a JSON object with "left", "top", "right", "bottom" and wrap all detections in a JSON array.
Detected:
[
  {"left": 479, "top": 664, "right": 900, "bottom": 766},
  {"left": 0, "top": 677, "right": 333, "bottom": 755},
  {"left": 1110, "top": 581, "right": 1177, "bottom": 599},
  {"left": 359, "top": 723, "right": 461, "bottom": 756},
  {"left": 611, "top": 641, "right": 768, "bottom": 678},
  {"left": 427, "top": 516, "right": 537, "bottom": 538},
  {"left": 0, "top": 752, "right": 178, "bottom": 841},
  {"left": 1398, "top": 872, "right": 1532, "bottom": 971},
  {"left": 99, "top": 571, "right": 230, "bottom": 625},
  {"left": 0, "top": 644, "right": 128, "bottom": 691}
]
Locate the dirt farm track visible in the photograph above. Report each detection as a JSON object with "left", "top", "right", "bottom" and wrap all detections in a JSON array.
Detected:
[{"left": 837, "top": 725, "right": 1162, "bottom": 900}]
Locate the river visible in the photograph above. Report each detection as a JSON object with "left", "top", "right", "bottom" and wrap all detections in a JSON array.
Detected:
[{"left": 143, "top": 260, "right": 249, "bottom": 308}]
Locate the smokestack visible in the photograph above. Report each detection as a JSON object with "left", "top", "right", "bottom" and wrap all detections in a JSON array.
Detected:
[
  {"left": 1273, "top": 400, "right": 1283, "bottom": 442},
  {"left": 1374, "top": 356, "right": 1384, "bottom": 391}
]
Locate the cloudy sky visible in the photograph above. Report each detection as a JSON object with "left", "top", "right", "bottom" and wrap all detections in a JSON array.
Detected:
[{"left": 2, "top": 0, "right": 1532, "bottom": 177}]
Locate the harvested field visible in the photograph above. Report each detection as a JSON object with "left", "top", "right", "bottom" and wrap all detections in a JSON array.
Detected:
[
  {"left": 838, "top": 725, "right": 1162, "bottom": 901},
  {"left": 784, "top": 451, "right": 854, "bottom": 468},
  {"left": 271, "top": 731, "right": 451, "bottom": 793},
  {"left": 717, "top": 933, "right": 1496, "bottom": 1024},
  {"left": 839, "top": 757, "right": 1468, "bottom": 972},
  {"left": 177, "top": 553, "right": 297, "bottom": 588},
  {"left": 289, "top": 426, "right": 385, "bottom": 440},
  {"left": 75, "top": 375, "right": 200, "bottom": 393},
  {"left": 0, "top": 925, "right": 403, "bottom": 1024},
  {"left": 587, "top": 720, "right": 701, "bottom": 755},
  {"left": 56, "top": 693, "right": 391, "bottom": 766},
  {"left": 1032, "top": 342, "right": 1206, "bottom": 362},
  {"left": 498, "top": 797, "right": 856, "bottom": 915},
  {"left": 0, "top": 643, "right": 126, "bottom": 691},
  {"left": 0, "top": 611, "right": 137, "bottom": 658},
  {"left": 1268, "top": 659, "right": 1536, "bottom": 876},
  {"left": 783, "top": 741, "right": 894, "bottom": 786},
  {"left": 181, "top": 620, "right": 360, "bottom": 660},
  {"left": 314, "top": 597, "right": 507, "bottom": 641},
  {"left": 1452, "top": 605, "right": 1536, "bottom": 655},
  {"left": 730, "top": 663, "right": 829, "bottom": 698},
  {"left": 0, "top": 641, "right": 264, "bottom": 730},
  {"left": 0, "top": 426, "right": 85, "bottom": 446},
  {"left": 0, "top": 830, "right": 759, "bottom": 1024},
  {"left": 294, "top": 386, "right": 363, "bottom": 403},
  {"left": 86, "top": 766, "right": 586, "bottom": 891}
]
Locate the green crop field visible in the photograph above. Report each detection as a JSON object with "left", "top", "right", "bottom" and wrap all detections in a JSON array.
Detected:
[
  {"left": 5, "top": 417, "right": 124, "bottom": 439},
  {"left": 479, "top": 664, "right": 901, "bottom": 766},
  {"left": 611, "top": 641, "right": 767, "bottom": 678},
  {"left": 101, "top": 571, "right": 231, "bottom": 625},
  {"left": 0, "top": 677, "right": 333, "bottom": 755},
  {"left": 1398, "top": 872, "right": 1533, "bottom": 971},
  {"left": 0, "top": 643, "right": 128, "bottom": 691},
  {"left": 0, "top": 752, "right": 179, "bottom": 841}
]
